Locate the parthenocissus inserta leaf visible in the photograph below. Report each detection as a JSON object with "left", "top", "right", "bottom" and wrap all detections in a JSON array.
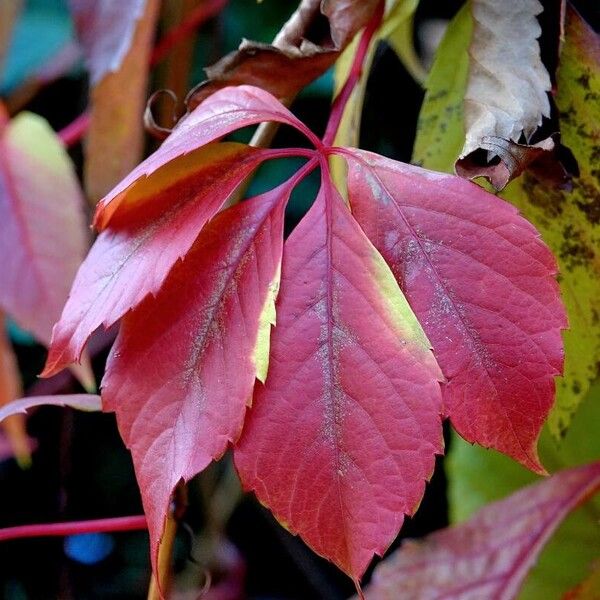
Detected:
[{"left": 43, "top": 83, "right": 566, "bottom": 589}]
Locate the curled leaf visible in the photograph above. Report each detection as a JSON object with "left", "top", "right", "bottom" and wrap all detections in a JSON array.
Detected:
[{"left": 186, "top": 0, "right": 380, "bottom": 108}]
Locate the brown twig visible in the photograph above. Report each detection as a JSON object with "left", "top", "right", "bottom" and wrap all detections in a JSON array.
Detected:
[{"left": 147, "top": 483, "right": 188, "bottom": 599}]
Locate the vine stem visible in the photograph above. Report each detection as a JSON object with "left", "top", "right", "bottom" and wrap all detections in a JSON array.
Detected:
[
  {"left": 57, "top": 0, "right": 228, "bottom": 147},
  {"left": 147, "top": 511, "right": 178, "bottom": 600},
  {"left": 0, "top": 515, "right": 147, "bottom": 541},
  {"left": 146, "top": 482, "right": 188, "bottom": 600},
  {"left": 58, "top": 112, "right": 91, "bottom": 147},
  {"left": 150, "top": 0, "right": 227, "bottom": 66},
  {"left": 321, "top": 0, "right": 384, "bottom": 147}
]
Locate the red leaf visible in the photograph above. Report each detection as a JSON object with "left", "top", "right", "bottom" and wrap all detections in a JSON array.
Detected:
[
  {"left": 234, "top": 171, "right": 444, "bottom": 583},
  {"left": 41, "top": 83, "right": 567, "bottom": 589},
  {"left": 100, "top": 169, "right": 311, "bottom": 573},
  {"left": 364, "top": 462, "right": 600, "bottom": 600},
  {"left": 46, "top": 85, "right": 318, "bottom": 375},
  {"left": 43, "top": 144, "right": 268, "bottom": 376},
  {"left": 95, "top": 84, "right": 319, "bottom": 229},
  {"left": 345, "top": 149, "right": 567, "bottom": 472},
  {"left": 0, "top": 111, "right": 88, "bottom": 347}
]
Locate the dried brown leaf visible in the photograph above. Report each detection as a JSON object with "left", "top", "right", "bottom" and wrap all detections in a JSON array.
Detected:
[
  {"left": 455, "top": 0, "right": 560, "bottom": 189},
  {"left": 187, "top": 0, "right": 380, "bottom": 109}
]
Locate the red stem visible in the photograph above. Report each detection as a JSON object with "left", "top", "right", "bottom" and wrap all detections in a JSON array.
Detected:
[
  {"left": 0, "top": 515, "right": 147, "bottom": 542},
  {"left": 58, "top": 0, "right": 228, "bottom": 147},
  {"left": 321, "top": 1, "right": 384, "bottom": 147},
  {"left": 150, "top": 0, "right": 228, "bottom": 66},
  {"left": 57, "top": 112, "right": 91, "bottom": 146}
]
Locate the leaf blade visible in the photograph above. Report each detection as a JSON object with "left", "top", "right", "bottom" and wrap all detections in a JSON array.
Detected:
[
  {"left": 44, "top": 143, "right": 268, "bottom": 375},
  {"left": 346, "top": 148, "right": 566, "bottom": 471},
  {"left": 365, "top": 461, "right": 600, "bottom": 600},
  {"left": 84, "top": 0, "right": 160, "bottom": 202},
  {"left": 95, "top": 84, "right": 319, "bottom": 228},
  {"left": 448, "top": 386, "right": 600, "bottom": 599},
  {"left": 69, "top": 0, "right": 148, "bottom": 84},
  {"left": 0, "top": 112, "right": 88, "bottom": 347},
  {"left": 101, "top": 174, "right": 300, "bottom": 574},
  {"left": 411, "top": 5, "right": 600, "bottom": 436},
  {"left": 235, "top": 171, "right": 443, "bottom": 582}
]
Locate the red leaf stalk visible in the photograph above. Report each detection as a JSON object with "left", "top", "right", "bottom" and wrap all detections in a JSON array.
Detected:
[
  {"left": 0, "top": 515, "right": 147, "bottom": 542},
  {"left": 150, "top": 0, "right": 228, "bottom": 66},
  {"left": 322, "top": 1, "right": 384, "bottom": 147},
  {"left": 57, "top": 111, "right": 91, "bottom": 146}
]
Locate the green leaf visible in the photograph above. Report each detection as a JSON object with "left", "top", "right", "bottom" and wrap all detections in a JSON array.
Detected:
[
  {"left": 417, "top": 9, "right": 600, "bottom": 594},
  {"left": 411, "top": 4, "right": 470, "bottom": 171},
  {"left": 447, "top": 387, "right": 600, "bottom": 599},
  {"left": 382, "top": 0, "right": 425, "bottom": 85},
  {"left": 411, "top": 4, "right": 600, "bottom": 436}
]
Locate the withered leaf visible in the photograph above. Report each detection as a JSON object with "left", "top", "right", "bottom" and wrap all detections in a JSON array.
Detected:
[
  {"left": 186, "top": 0, "right": 380, "bottom": 109},
  {"left": 455, "top": 0, "right": 562, "bottom": 189}
]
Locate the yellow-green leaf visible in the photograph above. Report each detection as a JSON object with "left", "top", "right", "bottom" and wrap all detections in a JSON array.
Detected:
[
  {"left": 412, "top": 5, "right": 600, "bottom": 436},
  {"left": 331, "top": 0, "right": 422, "bottom": 191},
  {"left": 502, "top": 8, "right": 600, "bottom": 435},
  {"left": 412, "top": 4, "right": 470, "bottom": 171}
]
